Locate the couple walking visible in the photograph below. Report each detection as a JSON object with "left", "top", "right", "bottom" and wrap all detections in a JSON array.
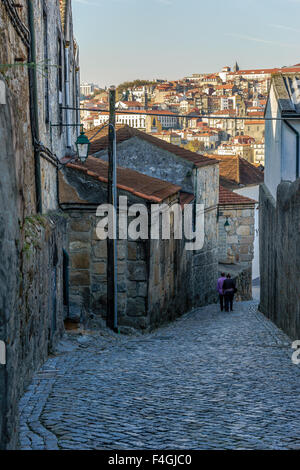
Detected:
[{"left": 217, "top": 273, "right": 237, "bottom": 312}]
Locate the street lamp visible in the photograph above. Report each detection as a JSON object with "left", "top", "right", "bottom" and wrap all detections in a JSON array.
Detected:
[
  {"left": 75, "top": 126, "right": 90, "bottom": 163},
  {"left": 224, "top": 217, "right": 230, "bottom": 232},
  {"left": 50, "top": 123, "right": 91, "bottom": 166}
]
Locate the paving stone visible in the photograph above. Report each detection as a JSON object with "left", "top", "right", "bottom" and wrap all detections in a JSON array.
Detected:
[{"left": 18, "top": 301, "right": 300, "bottom": 450}]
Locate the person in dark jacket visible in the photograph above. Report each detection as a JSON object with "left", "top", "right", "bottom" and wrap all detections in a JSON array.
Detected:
[
  {"left": 223, "top": 274, "right": 236, "bottom": 312},
  {"left": 217, "top": 272, "right": 226, "bottom": 311}
]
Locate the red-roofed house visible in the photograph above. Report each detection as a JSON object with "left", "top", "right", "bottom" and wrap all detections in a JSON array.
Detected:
[
  {"left": 59, "top": 126, "right": 221, "bottom": 329},
  {"left": 87, "top": 125, "right": 220, "bottom": 305}
]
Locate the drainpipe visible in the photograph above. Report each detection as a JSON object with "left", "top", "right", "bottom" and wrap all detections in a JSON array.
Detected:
[
  {"left": 64, "top": 43, "right": 71, "bottom": 148},
  {"left": 27, "top": 0, "right": 42, "bottom": 213},
  {"left": 284, "top": 119, "right": 300, "bottom": 179}
]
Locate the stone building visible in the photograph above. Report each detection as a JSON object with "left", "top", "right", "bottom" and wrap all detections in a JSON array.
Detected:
[
  {"left": 244, "top": 120, "right": 265, "bottom": 142},
  {"left": 260, "top": 72, "right": 300, "bottom": 339},
  {"left": 218, "top": 186, "right": 256, "bottom": 300},
  {"left": 206, "top": 153, "right": 264, "bottom": 281},
  {"left": 0, "top": 0, "right": 79, "bottom": 449},
  {"left": 59, "top": 157, "right": 200, "bottom": 330},
  {"left": 87, "top": 125, "right": 220, "bottom": 308}
]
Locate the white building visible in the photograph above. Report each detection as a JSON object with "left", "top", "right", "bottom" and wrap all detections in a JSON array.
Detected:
[
  {"left": 251, "top": 141, "right": 265, "bottom": 165},
  {"left": 265, "top": 73, "right": 300, "bottom": 199},
  {"left": 80, "top": 83, "right": 95, "bottom": 96},
  {"left": 94, "top": 110, "right": 178, "bottom": 131}
]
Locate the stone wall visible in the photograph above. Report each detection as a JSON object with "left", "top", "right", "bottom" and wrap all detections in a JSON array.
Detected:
[
  {"left": 94, "top": 140, "right": 220, "bottom": 309},
  {"left": 66, "top": 199, "right": 217, "bottom": 331},
  {"left": 67, "top": 199, "right": 190, "bottom": 331},
  {"left": 260, "top": 182, "right": 300, "bottom": 340},
  {"left": 1, "top": 2, "right": 35, "bottom": 449},
  {"left": 218, "top": 206, "right": 255, "bottom": 266},
  {"left": 95, "top": 136, "right": 195, "bottom": 193},
  {"left": 0, "top": 212, "right": 66, "bottom": 450},
  {"left": 0, "top": 2, "right": 72, "bottom": 449},
  {"left": 67, "top": 210, "right": 150, "bottom": 330}
]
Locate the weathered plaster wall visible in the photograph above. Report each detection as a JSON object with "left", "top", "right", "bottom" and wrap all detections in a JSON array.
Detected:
[{"left": 260, "top": 181, "right": 300, "bottom": 340}]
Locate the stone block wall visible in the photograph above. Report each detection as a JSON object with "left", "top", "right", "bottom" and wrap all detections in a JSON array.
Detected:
[
  {"left": 260, "top": 182, "right": 300, "bottom": 340},
  {"left": 218, "top": 206, "right": 255, "bottom": 266},
  {"left": 68, "top": 211, "right": 151, "bottom": 330},
  {"left": 0, "top": 0, "right": 78, "bottom": 449},
  {"left": 1, "top": 213, "right": 66, "bottom": 450},
  {"left": 67, "top": 199, "right": 218, "bottom": 331}
]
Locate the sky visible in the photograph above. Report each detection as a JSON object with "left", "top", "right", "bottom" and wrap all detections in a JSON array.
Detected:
[{"left": 72, "top": 0, "right": 300, "bottom": 88}]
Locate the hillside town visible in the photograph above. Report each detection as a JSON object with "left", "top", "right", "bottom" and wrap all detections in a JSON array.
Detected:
[
  {"left": 0, "top": 0, "right": 300, "bottom": 453},
  {"left": 80, "top": 63, "right": 300, "bottom": 167}
]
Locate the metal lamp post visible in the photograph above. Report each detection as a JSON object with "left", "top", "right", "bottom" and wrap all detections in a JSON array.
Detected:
[{"left": 53, "top": 88, "right": 118, "bottom": 332}]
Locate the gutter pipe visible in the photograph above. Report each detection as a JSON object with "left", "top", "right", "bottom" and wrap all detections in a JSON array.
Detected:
[
  {"left": 27, "top": 0, "right": 42, "bottom": 213},
  {"left": 64, "top": 43, "right": 71, "bottom": 148}
]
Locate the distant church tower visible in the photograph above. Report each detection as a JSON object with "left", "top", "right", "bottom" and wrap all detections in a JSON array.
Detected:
[{"left": 233, "top": 61, "right": 240, "bottom": 73}]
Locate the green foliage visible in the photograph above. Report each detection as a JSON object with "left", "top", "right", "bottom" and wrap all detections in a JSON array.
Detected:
[
  {"left": 22, "top": 215, "right": 48, "bottom": 257},
  {"left": 117, "top": 79, "right": 156, "bottom": 99},
  {"left": 182, "top": 140, "right": 204, "bottom": 153}
]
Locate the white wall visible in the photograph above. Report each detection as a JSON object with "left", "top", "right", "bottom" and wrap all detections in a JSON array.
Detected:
[
  {"left": 265, "top": 86, "right": 282, "bottom": 199},
  {"left": 265, "top": 84, "right": 300, "bottom": 198},
  {"left": 282, "top": 120, "right": 300, "bottom": 182},
  {"left": 234, "top": 185, "right": 260, "bottom": 280}
]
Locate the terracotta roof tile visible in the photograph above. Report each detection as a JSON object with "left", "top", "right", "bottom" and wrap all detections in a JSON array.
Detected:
[
  {"left": 180, "top": 192, "right": 195, "bottom": 207},
  {"left": 87, "top": 125, "right": 219, "bottom": 169},
  {"left": 219, "top": 186, "right": 256, "bottom": 205},
  {"left": 205, "top": 154, "right": 264, "bottom": 185},
  {"left": 64, "top": 156, "right": 181, "bottom": 203}
]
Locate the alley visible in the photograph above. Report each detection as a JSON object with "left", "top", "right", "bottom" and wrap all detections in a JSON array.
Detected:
[{"left": 19, "top": 302, "right": 300, "bottom": 450}]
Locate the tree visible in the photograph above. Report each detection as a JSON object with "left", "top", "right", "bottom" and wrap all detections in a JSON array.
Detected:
[
  {"left": 116, "top": 79, "right": 156, "bottom": 101},
  {"left": 182, "top": 140, "right": 204, "bottom": 153}
]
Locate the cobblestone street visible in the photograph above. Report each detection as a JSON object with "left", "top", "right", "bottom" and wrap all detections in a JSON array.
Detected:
[{"left": 19, "top": 301, "right": 300, "bottom": 450}]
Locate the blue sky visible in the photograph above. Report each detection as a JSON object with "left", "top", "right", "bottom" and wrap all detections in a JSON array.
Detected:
[{"left": 73, "top": 0, "right": 300, "bottom": 88}]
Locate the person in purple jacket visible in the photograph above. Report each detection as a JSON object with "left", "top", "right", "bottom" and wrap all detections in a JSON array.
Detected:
[{"left": 217, "top": 273, "right": 226, "bottom": 312}]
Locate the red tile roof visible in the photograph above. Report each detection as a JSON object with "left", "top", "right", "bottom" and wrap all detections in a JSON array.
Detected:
[
  {"left": 205, "top": 154, "right": 264, "bottom": 185},
  {"left": 87, "top": 125, "right": 219, "bottom": 169},
  {"left": 219, "top": 186, "right": 256, "bottom": 205},
  {"left": 180, "top": 192, "right": 195, "bottom": 207},
  {"left": 64, "top": 156, "right": 181, "bottom": 203}
]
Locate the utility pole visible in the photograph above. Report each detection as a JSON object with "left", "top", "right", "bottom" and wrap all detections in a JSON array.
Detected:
[{"left": 107, "top": 86, "right": 118, "bottom": 331}]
